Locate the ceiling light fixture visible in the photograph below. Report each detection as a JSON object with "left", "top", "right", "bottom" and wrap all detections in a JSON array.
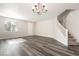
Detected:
[{"left": 32, "top": 3, "right": 48, "bottom": 15}]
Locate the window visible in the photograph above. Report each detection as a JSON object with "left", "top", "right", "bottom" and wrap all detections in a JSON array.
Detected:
[{"left": 4, "top": 20, "right": 18, "bottom": 32}]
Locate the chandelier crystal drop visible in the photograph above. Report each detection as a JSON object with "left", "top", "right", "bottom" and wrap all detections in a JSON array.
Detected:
[{"left": 32, "top": 3, "right": 48, "bottom": 15}]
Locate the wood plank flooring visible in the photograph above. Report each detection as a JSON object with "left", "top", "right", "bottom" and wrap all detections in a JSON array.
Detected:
[{"left": 0, "top": 35, "right": 79, "bottom": 56}]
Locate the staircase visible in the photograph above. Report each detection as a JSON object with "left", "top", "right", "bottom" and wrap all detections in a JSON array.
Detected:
[
  {"left": 68, "top": 33, "right": 79, "bottom": 52},
  {"left": 57, "top": 9, "right": 79, "bottom": 52},
  {"left": 68, "top": 33, "right": 77, "bottom": 45},
  {"left": 57, "top": 9, "right": 78, "bottom": 46}
]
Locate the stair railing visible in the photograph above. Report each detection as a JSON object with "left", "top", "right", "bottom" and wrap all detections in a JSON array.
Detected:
[
  {"left": 57, "top": 10, "right": 72, "bottom": 41},
  {"left": 57, "top": 19, "right": 68, "bottom": 40}
]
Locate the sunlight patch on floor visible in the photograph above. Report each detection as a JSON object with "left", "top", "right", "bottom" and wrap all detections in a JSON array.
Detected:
[{"left": 7, "top": 38, "right": 26, "bottom": 45}]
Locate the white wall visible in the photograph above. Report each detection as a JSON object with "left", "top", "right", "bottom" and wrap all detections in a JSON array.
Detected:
[
  {"left": 66, "top": 10, "right": 79, "bottom": 43},
  {"left": 27, "top": 22, "right": 34, "bottom": 35},
  {"left": 35, "top": 19, "right": 54, "bottom": 38},
  {"left": 0, "top": 16, "right": 33, "bottom": 39},
  {"left": 35, "top": 17, "right": 68, "bottom": 46}
]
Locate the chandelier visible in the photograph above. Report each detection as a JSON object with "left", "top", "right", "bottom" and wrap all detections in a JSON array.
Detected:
[{"left": 32, "top": 3, "right": 48, "bottom": 15}]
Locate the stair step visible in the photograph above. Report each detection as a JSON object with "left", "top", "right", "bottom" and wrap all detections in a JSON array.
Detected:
[
  {"left": 68, "top": 40, "right": 76, "bottom": 42},
  {"left": 68, "top": 38, "right": 74, "bottom": 41},
  {"left": 68, "top": 38, "right": 74, "bottom": 40},
  {"left": 69, "top": 42, "right": 78, "bottom": 45},
  {"left": 68, "top": 38, "right": 76, "bottom": 40},
  {"left": 68, "top": 45, "right": 79, "bottom": 52},
  {"left": 68, "top": 34, "right": 71, "bottom": 35},
  {"left": 69, "top": 39, "right": 75, "bottom": 41},
  {"left": 69, "top": 39, "right": 76, "bottom": 41},
  {"left": 68, "top": 36, "right": 73, "bottom": 38}
]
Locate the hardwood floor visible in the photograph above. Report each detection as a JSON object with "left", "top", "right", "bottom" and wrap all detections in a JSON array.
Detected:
[{"left": 0, "top": 35, "right": 79, "bottom": 56}]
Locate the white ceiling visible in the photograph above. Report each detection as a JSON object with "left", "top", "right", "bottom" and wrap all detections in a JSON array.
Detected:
[{"left": 0, "top": 3, "right": 79, "bottom": 21}]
